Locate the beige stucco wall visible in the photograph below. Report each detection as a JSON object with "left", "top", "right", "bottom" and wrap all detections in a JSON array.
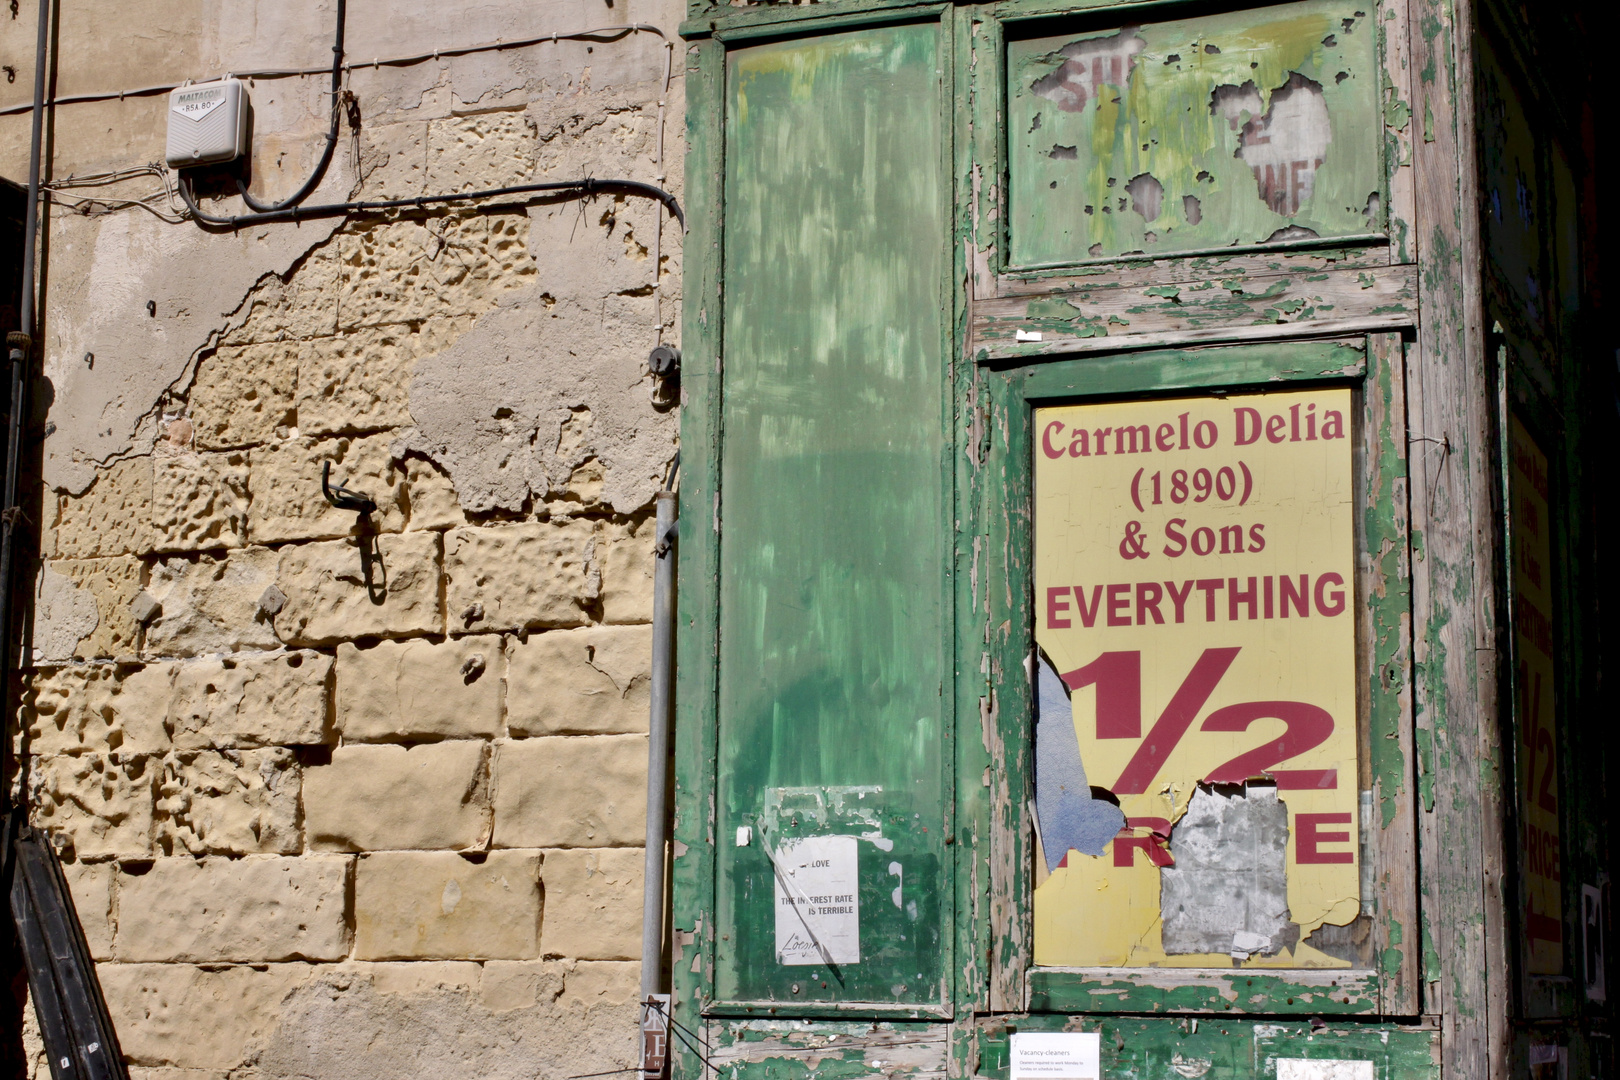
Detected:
[{"left": 0, "top": 1, "right": 682, "bottom": 1075}]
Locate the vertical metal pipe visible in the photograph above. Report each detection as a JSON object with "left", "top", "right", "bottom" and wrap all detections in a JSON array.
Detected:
[
  {"left": 640, "top": 489, "right": 676, "bottom": 999},
  {"left": 1, "top": 0, "right": 53, "bottom": 807}
]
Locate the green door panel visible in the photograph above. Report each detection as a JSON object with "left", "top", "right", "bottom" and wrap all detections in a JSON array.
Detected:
[{"left": 715, "top": 22, "right": 951, "bottom": 1005}]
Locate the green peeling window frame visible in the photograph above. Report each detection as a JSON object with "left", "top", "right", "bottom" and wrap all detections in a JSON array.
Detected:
[
  {"left": 971, "top": 336, "right": 1421, "bottom": 1016},
  {"left": 994, "top": 0, "right": 1394, "bottom": 272}
]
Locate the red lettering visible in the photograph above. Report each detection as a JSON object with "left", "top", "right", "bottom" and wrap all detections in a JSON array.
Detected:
[
  {"left": 1266, "top": 414, "right": 1287, "bottom": 443},
  {"left": 1229, "top": 576, "right": 1258, "bottom": 620},
  {"left": 1248, "top": 523, "right": 1266, "bottom": 552},
  {"left": 1178, "top": 411, "right": 1190, "bottom": 450},
  {"left": 1322, "top": 410, "right": 1345, "bottom": 439},
  {"left": 1263, "top": 574, "right": 1274, "bottom": 619},
  {"left": 1163, "top": 518, "right": 1188, "bottom": 557},
  {"left": 1191, "top": 526, "right": 1215, "bottom": 556},
  {"left": 1280, "top": 574, "right": 1309, "bottom": 617},
  {"left": 1112, "top": 648, "right": 1240, "bottom": 793},
  {"left": 1060, "top": 651, "right": 1140, "bottom": 739},
  {"left": 1165, "top": 579, "right": 1194, "bottom": 623},
  {"left": 1074, "top": 585, "right": 1104, "bottom": 628},
  {"left": 1046, "top": 586, "right": 1071, "bottom": 629},
  {"left": 1196, "top": 578, "right": 1224, "bottom": 621},
  {"left": 1290, "top": 402, "right": 1301, "bottom": 442},
  {"left": 1193, "top": 420, "right": 1218, "bottom": 448},
  {"left": 1314, "top": 572, "right": 1346, "bottom": 616},
  {"left": 1113, "top": 818, "right": 1174, "bottom": 867},
  {"left": 1106, "top": 583, "right": 1132, "bottom": 626},
  {"left": 1136, "top": 581, "right": 1164, "bottom": 625},
  {"left": 1296, "top": 812, "right": 1354, "bottom": 864},
  {"left": 1235, "top": 407, "right": 1262, "bottom": 445},
  {"left": 1155, "top": 423, "right": 1176, "bottom": 452},
  {"left": 1094, "top": 427, "right": 1112, "bottom": 455},
  {"left": 1068, "top": 428, "right": 1090, "bottom": 457},
  {"left": 1041, "top": 420, "right": 1066, "bottom": 459}
]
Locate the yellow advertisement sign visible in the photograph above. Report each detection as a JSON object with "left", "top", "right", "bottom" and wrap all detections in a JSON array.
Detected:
[
  {"left": 1032, "top": 388, "right": 1359, "bottom": 968},
  {"left": 1509, "top": 416, "right": 1562, "bottom": 975}
]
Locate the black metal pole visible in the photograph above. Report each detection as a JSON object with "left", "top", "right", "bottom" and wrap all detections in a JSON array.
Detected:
[{"left": 0, "top": 0, "right": 51, "bottom": 814}]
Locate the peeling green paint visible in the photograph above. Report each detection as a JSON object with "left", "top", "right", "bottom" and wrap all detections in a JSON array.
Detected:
[{"left": 1006, "top": 0, "right": 1384, "bottom": 266}]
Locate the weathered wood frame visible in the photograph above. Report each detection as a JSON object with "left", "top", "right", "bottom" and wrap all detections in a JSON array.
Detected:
[
  {"left": 969, "top": 335, "right": 1418, "bottom": 1017},
  {"left": 676, "top": 0, "right": 1501, "bottom": 1068}
]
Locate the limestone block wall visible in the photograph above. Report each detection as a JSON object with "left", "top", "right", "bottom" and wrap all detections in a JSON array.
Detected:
[{"left": 0, "top": 2, "right": 682, "bottom": 1076}]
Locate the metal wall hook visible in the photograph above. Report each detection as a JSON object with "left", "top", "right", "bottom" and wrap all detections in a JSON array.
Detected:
[{"left": 321, "top": 460, "right": 377, "bottom": 514}]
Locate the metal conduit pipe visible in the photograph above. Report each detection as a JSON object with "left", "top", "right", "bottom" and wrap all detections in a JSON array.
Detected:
[
  {"left": 0, "top": 0, "right": 52, "bottom": 813},
  {"left": 640, "top": 456, "right": 678, "bottom": 1070}
]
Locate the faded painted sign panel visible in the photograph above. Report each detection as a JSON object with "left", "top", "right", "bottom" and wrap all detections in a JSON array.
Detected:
[
  {"left": 1007, "top": 2, "right": 1382, "bottom": 266},
  {"left": 1509, "top": 415, "right": 1563, "bottom": 975},
  {"left": 715, "top": 23, "right": 947, "bottom": 1003},
  {"left": 1032, "top": 388, "right": 1359, "bottom": 967}
]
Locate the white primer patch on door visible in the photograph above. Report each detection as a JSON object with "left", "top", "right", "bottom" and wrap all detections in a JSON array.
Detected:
[
  {"left": 1010, "top": 1032, "right": 1101, "bottom": 1080},
  {"left": 773, "top": 834, "right": 860, "bottom": 965},
  {"left": 1275, "top": 1060, "right": 1375, "bottom": 1080}
]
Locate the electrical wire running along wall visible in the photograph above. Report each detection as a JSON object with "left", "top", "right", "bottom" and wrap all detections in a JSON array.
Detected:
[{"left": 0, "top": 2, "right": 686, "bottom": 1077}]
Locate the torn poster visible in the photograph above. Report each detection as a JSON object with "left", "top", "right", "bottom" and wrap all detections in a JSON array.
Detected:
[
  {"left": 774, "top": 834, "right": 860, "bottom": 966},
  {"left": 1032, "top": 389, "right": 1360, "bottom": 967}
]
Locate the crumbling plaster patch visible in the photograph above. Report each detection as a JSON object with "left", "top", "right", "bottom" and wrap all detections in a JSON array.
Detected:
[{"left": 30, "top": 564, "right": 100, "bottom": 664}]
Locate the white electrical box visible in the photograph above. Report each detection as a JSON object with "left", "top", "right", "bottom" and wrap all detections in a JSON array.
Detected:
[{"left": 165, "top": 78, "right": 248, "bottom": 168}]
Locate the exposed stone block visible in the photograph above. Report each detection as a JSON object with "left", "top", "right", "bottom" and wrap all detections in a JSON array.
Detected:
[
  {"left": 274, "top": 530, "right": 443, "bottom": 645},
  {"left": 353, "top": 117, "right": 428, "bottom": 200},
  {"left": 492, "top": 735, "right": 647, "bottom": 848},
  {"left": 478, "top": 959, "right": 563, "bottom": 1013},
  {"left": 337, "top": 213, "right": 534, "bottom": 332},
  {"left": 147, "top": 446, "right": 249, "bottom": 553},
  {"left": 477, "top": 957, "right": 638, "bottom": 1013},
  {"left": 216, "top": 238, "right": 342, "bottom": 348},
  {"left": 335, "top": 635, "right": 499, "bottom": 742},
  {"left": 402, "top": 454, "right": 467, "bottom": 531},
  {"left": 506, "top": 625, "right": 651, "bottom": 736},
  {"left": 539, "top": 848, "right": 643, "bottom": 961},
  {"left": 52, "top": 557, "right": 143, "bottom": 660},
  {"left": 361, "top": 960, "right": 482, "bottom": 996},
  {"left": 30, "top": 752, "right": 157, "bottom": 860},
  {"left": 150, "top": 448, "right": 250, "bottom": 553},
  {"left": 168, "top": 649, "right": 332, "bottom": 749},
  {"left": 60, "top": 860, "right": 114, "bottom": 960},
  {"left": 144, "top": 547, "right": 282, "bottom": 658},
  {"left": 426, "top": 111, "right": 538, "bottom": 192},
  {"left": 304, "top": 740, "right": 488, "bottom": 851},
  {"left": 248, "top": 433, "right": 406, "bottom": 543},
  {"left": 115, "top": 855, "right": 349, "bottom": 962},
  {"left": 189, "top": 341, "right": 298, "bottom": 450},
  {"left": 156, "top": 748, "right": 301, "bottom": 856},
  {"left": 598, "top": 517, "right": 656, "bottom": 624},
  {"left": 50, "top": 456, "right": 152, "bottom": 559},
  {"left": 298, "top": 320, "right": 464, "bottom": 438},
  {"left": 99, "top": 963, "right": 312, "bottom": 1070},
  {"left": 354, "top": 849, "right": 541, "bottom": 960},
  {"left": 23, "top": 663, "right": 171, "bottom": 757},
  {"left": 444, "top": 520, "right": 597, "bottom": 633}
]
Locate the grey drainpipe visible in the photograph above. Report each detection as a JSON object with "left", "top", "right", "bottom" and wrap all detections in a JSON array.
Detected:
[{"left": 640, "top": 456, "right": 678, "bottom": 1070}]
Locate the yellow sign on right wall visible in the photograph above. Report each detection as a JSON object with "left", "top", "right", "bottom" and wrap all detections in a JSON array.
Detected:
[{"left": 1510, "top": 415, "right": 1563, "bottom": 975}]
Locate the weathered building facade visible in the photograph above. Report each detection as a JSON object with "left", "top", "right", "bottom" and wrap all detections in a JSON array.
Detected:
[{"left": 2, "top": 2, "right": 683, "bottom": 1076}]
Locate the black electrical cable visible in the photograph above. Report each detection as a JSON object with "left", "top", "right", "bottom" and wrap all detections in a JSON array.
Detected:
[
  {"left": 178, "top": 171, "right": 684, "bottom": 230},
  {"left": 233, "top": 0, "right": 346, "bottom": 213}
]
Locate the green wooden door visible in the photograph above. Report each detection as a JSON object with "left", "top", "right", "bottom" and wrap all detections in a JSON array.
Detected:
[{"left": 712, "top": 22, "right": 952, "bottom": 1007}]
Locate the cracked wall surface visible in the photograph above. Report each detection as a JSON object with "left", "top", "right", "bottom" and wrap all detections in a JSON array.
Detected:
[{"left": 0, "top": 1, "right": 680, "bottom": 1075}]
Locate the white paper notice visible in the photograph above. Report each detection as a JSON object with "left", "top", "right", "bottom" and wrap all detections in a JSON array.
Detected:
[
  {"left": 1010, "top": 1033, "right": 1101, "bottom": 1080},
  {"left": 1275, "top": 1060, "right": 1375, "bottom": 1080},
  {"left": 773, "top": 835, "right": 860, "bottom": 966}
]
